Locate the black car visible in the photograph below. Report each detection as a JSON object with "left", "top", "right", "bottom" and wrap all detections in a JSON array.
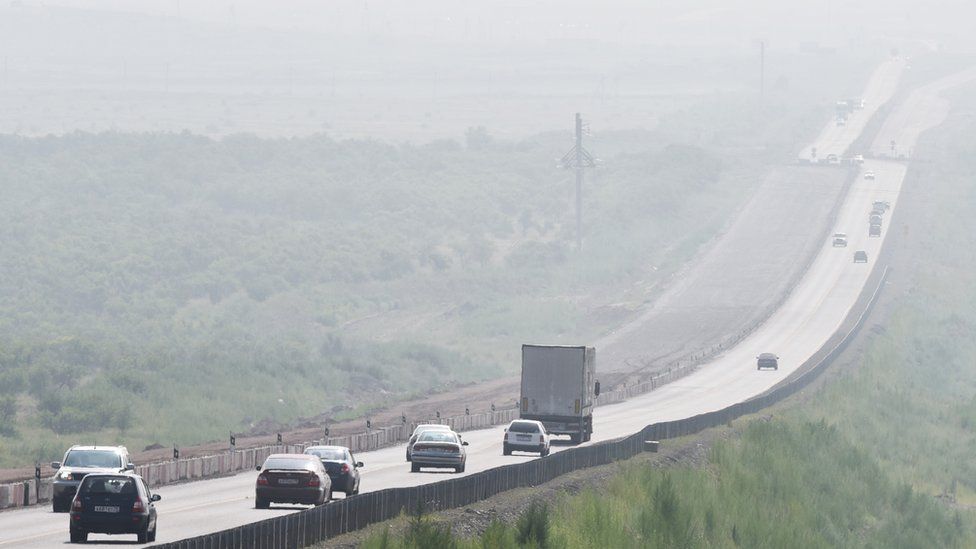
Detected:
[
  {"left": 255, "top": 454, "right": 331, "bottom": 509},
  {"left": 756, "top": 353, "right": 779, "bottom": 370},
  {"left": 303, "top": 445, "right": 363, "bottom": 496},
  {"left": 69, "top": 473, "right": 160, "bottom": 544}
]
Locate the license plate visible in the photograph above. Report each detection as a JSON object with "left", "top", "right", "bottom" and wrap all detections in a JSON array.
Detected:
[
  {"left": 278, "top": 478, "right": 299, "bottom": 485},
  {"left": 517, "top": 435, "right": 531, "bottom": 440},
  {"left": 93, "top": 506, "right": 120, "bottom": 513}
]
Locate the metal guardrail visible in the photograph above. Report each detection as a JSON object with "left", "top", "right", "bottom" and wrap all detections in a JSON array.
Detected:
[{"left": 153, "top": 265, "right": 890, "bottom": 548}]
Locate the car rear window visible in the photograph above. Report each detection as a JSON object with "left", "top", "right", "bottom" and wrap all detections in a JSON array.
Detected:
[
  {"left": 263, "top": 458, "right": 315, "bottom": 470},
  {"left": 509, "top": 422, "right": 540, "bottom": 433},
  {"left": 418, "top": 431, "right": 458, "bottom": 443},
  {"left": 80, "top": 476, "right": 136, "bottom": 495},
  {"left": 305, "top": 448, "right": 346, "bottom": 461},
  {"left": 413, "top": 424, "right": 450, "bottom": 436},
  {"left": 64, "top": 450, "right": 123, "bottom": 468}
]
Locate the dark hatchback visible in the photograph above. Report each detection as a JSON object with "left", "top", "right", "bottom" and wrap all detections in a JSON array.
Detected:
[
  {"left": 303, "top": 445, "right": 363, "bottom": 496},
  {"left": 69, "top": 473, "right": 160, "bottom": 544},
  {"left": 255, "top": 454, "right": 331, "bottom": 509}
]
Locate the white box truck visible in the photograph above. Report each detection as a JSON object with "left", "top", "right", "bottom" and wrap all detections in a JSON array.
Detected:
[{"left": 519, "top": 345, "right": 599, "bottom": 444}]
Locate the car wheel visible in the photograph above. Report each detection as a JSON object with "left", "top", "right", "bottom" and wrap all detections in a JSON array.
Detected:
[
  {"left": 137, "top": 525, "right": 149, "bottom": 544},
  {"left": 503, "top": 443, "right": 511, "bottom": 456},
  {"left": 255, "top": 497, "right": 270, "bottom": 509},
  {"left": 411, "top": 463, "right": 420, "bottom": 473},
  {"left": 53, "top": 498, "right": 69, "bottom": 513},
  {"left": 351, "top": 480, "right": 359, "bottom": 496},
  {"left": 69, "top": 526, "right": 86, "bottom": 543},
  {"left": 148, "top": 522, "right": 157, "bottom": 542},
  {"left": 406, "top": 451, "right": 411, "bottom": 462}
]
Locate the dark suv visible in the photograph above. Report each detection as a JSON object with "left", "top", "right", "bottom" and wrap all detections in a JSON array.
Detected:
[
  {"left": 69, "top": 473, "right": 160, "bottom": 543},
  {"left": 52, "top": 446, "right": 134, "bottom": 512},
  {"left": 756, "top": 353, "right": 779, "bottom": 370}
]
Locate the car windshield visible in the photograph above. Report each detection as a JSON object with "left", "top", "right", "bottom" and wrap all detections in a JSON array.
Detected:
[
  {"left": 509, "top": 422, "right": 540, "bottom": 433},
  {"left": 80, "top": 476, "right": 136, "bottom": 495},
  {"left": 305, "top": 448, "right": 346, "bottom": 461},
  {"left": 263, "top": 458, "right": 315, "bottom": 470},
  {"left": 63, "top": 450, "right": 122, "bottom": 468},
  {"left": 418, "top": 431, "right": 458, "bottom": 443}
]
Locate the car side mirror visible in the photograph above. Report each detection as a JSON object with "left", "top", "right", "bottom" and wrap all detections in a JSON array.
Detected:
[
  {"left": 356, "top": 462, "right": 364, "bottom": 468},
  {"left": 51, "top": 462, "right": 61, "bottom": 469},
  {"left": 125, "top": 463, "right": 135, "bottom": 471},
  {"left": 255, "top": 465, "right": 262, "bottom": 471},
  {"left": 151, "top": 494, "right": 161, "bottom": 502},
  {"left": 594, "top": 380, "right": 601, "bottom": 397},
  {"left": 462, "top": 441, "right": 469, "bottom": 446}
]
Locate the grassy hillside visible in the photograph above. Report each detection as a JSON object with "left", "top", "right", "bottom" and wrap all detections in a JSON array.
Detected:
[{"left": 355, "top": 81, "right": 976, "bottom": 549}]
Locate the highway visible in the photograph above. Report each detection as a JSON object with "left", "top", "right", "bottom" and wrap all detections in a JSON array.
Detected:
[
  {"left": 2, "top": 61, "right": 971, "bottom": 547},
  {"left": 797, "top": 57, "right": 904, "bottom": 162}
]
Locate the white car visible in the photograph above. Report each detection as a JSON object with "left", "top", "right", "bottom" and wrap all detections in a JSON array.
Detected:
[
  {"left": 503, "top": 419, "right": 550, "bottom": 457},
  {"left": 832, "top": 233, "right": 848, "bottom": 247},
  {"left": 405, "top": 424, "right": 453, "bottom": 461},
  {"left": 863, "top": 171, "right": 876, "bottom": 180}
]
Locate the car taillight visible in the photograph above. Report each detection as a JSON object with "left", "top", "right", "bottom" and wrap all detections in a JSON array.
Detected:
[
  {"left": 132, "top": 499, "right": 145, "bottom": 513},
  {"left": 307, "top": 475, "right": 320, "bottom": 487},
  {"left": 341, "top": 463, "right": 350, "bottom": 474},
  {"left": 257, "top": 474, "right": 269, "bottom": 486},
  {"left": 71, "top": 499, "right": 82, "bottom": 512}
]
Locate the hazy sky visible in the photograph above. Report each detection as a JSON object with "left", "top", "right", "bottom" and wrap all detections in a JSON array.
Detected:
[{"left": 1, "top": 0, "right": 971, "bottom": 138}]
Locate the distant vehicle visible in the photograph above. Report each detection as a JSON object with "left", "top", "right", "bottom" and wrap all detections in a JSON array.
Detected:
[
  {"left": 832, "top": 233, "right": 848, "bottom": 247},
  {"left": 870, "top": 214, "right": 882, "bottom": 226},
  {"left": 854, "top": 250, "right": 868, "bottom": 263},
  {"left": 405, "top": 424, "right": 453, "bottom": 461},
  {"left": 835, "top": 117, "right": 847, "bottom": 127},
  {"left": 756, "top": 353, "right": 779, "bottom": 371},
  {"left": 503, "top": 419, "right": 551, "bottom": 457},
  {"left": 864, "top": 171, "right": 876, "bottom": 180},
  {"left": 520, "top": 344, "right": 600, "bottom": 444},
  {"left": 51, "top": 446, "right": 134, "bottom": 513},
  {"left": 410, "top": 430, "right": 468, "bottom": 473},
  {"left": 69, "top": 473, "right": 159, "bottom": 544},
  {"left": 873, "top": 200, "right": 890, "bottom": 212},
  {"left": 869, "top": 225, "right": 881, "bottom": 237},
  {"left": 304, "top": 446, "right": 363, "bottom": 495},
  {"left": 826, "top": 153, "right": 840, "bottom": 164},
  {"left": 870, "top": 207, "right": 885, "bottom": 217},
  {"left": 853, "top": 154, "right": 865, "bottom": 164},
  {"left": 255, "top": 454, "right": 331, "bottom": 509}
]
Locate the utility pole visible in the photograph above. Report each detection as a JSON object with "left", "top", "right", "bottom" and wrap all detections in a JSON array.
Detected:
[{"left": 560, "top": 113, "right": 596, "bottom": 251}]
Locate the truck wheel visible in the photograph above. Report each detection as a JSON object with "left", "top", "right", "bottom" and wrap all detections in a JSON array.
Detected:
[{"left": 53, "top": 497, "right": 69, "bottom": 513}]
